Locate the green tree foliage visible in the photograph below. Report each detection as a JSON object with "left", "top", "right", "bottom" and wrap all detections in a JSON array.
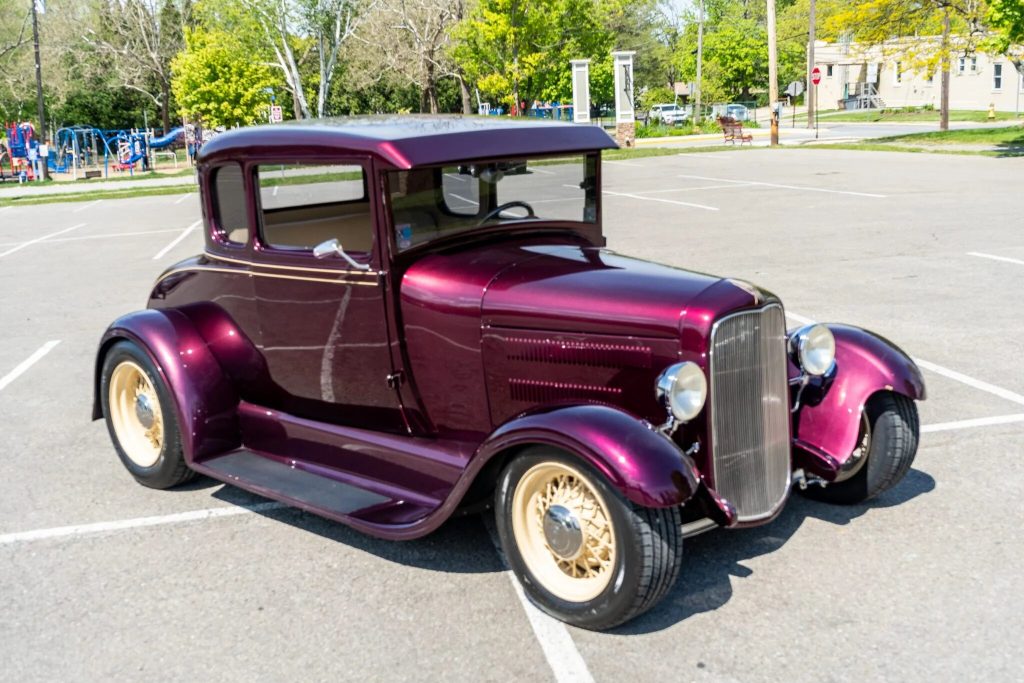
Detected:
[
  {"left": 987, "top": 0, "right": 1024, "bottom": 51},
  {"left": 453, "top": 0, "right": 672, "bottom": 111},
  {"left": 171, "top": 28, "right": 276, "bottom": 127}
]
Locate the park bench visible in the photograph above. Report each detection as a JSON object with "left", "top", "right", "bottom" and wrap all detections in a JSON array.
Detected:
[{"left": 718, "top": 116, "right": 753, "bottom": 145}]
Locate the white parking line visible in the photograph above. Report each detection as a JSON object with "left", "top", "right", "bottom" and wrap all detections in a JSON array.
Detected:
[
  {"left": 173, "top": 192, "right": 193, "bottom": 204},
  {"left": 0, "top": 341, "right": 61, "bottom": 392},
  {"left": 922, "top": 414, "right": 1024, "bottom": 433},
  {"left": 603, "top": 190, "right": 719, "bottom": 212},
  {"left": 677, "top": 174, "right": 887, "bottom": 198},
  {"left": 530, "top": 167, "right": 557, "bottom": 176},
  {"left": 636, "top": 183, "right": 755, "bottom": 194},
  {"left": 603, "top": 160, "right": 643, "bottom": 167},
  {"left": 913, "top": 358, "right": 1024, "bottom": 407},
  {"left": 153, "top": 219, "right": 201, "bottom": 260},
  {"left": 0, "top": 223, "right": 86, "bottom": 258},
  {"left": 786, "top": 311, "right": 1024, "bottom": 408},
  {"left": 967, "top": 251, "right": 1024, "bottom": 267},
  {"left": 0, "top": 228, "right": 182, "bottom": 248},
  {"left": 484, "top": 520, "right": 594, "bottom": 683},
  {"left": 0, "top": 501, "right": 288, "bottom": 545},
  {"left": 72, "top": 199, "right": 103, "bottom": 213}
]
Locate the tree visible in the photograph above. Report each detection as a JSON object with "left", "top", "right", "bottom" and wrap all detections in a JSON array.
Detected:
[
  {"left": 85, "top": 0, "right": 190, "bottom": 132},
  {"left": 171, "top": 28, "right": 276, "bottom": 127},
  {"left": 352, "top": 0, "right": 466, "bottom": 113},
  {"left": 237, "top": 0, "right": 374, "bottom": 118}
]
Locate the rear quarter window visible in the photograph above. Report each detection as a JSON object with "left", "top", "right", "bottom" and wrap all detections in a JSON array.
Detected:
[{"left": 211, "top": 164, "right": 249, "bottom": 245}]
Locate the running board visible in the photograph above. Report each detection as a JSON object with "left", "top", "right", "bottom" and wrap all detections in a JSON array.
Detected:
[{"left": 197, "top": 450, "right": 392, "bottom": 519}]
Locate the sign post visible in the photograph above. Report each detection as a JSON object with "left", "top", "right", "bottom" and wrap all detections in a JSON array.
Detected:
[
  {"left": 570, "top": 59, "right": 591, "bottom": 124},
  {"left": 810, "top": 66, "right": 822, "bottom": 139},
  {"left": 785, "top": 81, "right": 804, "bottom": 127}
]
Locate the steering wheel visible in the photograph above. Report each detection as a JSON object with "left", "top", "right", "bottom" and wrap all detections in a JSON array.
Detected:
[{"left": 477, "top": 200, "right": 537, "bottom": 225}]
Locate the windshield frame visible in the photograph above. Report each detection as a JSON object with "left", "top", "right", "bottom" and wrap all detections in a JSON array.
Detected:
[{"left": 381, "top": 151, "right": 603, "bottom": 258}]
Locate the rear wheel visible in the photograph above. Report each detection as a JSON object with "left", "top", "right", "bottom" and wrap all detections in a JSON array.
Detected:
[
  {"left": 495, "top": 449, "right": 683, "bottom": 630},
  {"left": 801, "top": 392, "right": 919, "bottom": 505},
  {"left": 101, "top": 340, "right": 194, "bottom": 489}
]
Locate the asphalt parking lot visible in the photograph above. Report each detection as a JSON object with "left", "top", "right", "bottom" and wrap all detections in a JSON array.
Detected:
[{"left": 2, "top": 148, "right": 1022, "bottom": 682}]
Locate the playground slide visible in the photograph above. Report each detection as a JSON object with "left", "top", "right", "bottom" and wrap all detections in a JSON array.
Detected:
[{"left": 148, "top": 127, "right": 183, "bottom": 150}]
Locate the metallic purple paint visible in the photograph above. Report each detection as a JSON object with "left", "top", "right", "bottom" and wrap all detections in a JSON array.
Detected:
[
  {"left": 791, "top": 324, "right": 926, "bottom": 479},
  {"left": 93, "top": 117, "right": 924, "bottom": 542}
]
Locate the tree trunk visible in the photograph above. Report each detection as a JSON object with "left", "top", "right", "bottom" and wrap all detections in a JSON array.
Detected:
[
  {"left": 161, "top": 79, "right": 171, "bottom": 133},
  {"left": 940, "top": 10, "right": 950, "bottom": 132},
  {"left": 459, "top": 73, "right": 473, "bottom": 114}
]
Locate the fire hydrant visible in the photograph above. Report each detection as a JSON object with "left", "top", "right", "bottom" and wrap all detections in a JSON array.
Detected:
[{"left": 988, "top": 103, "right": 996, "bottom": 121}]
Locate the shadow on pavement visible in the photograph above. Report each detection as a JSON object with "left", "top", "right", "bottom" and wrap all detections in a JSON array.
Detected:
[
  {"left": 208, "top": 484, "right": 505, "bottom": 575},
  {"left": 610, "top": 466, "right": 937, "bottom": 635}
]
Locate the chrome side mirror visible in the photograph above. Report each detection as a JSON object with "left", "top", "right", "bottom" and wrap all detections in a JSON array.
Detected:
[{"left": 312, "top": 238, "right": 371, "bottom": 271}]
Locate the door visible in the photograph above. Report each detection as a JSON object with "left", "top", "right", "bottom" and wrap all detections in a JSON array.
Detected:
[{"left": 249, "top": 158, "right": 406, "bottom": 432}]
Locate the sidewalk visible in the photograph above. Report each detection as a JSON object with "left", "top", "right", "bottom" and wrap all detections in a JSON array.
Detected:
[{"left": 0, "top": 173, "right": 197, "bottom": 199}]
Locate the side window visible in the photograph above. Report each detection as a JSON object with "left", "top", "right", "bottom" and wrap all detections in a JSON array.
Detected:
[
  {"left": 441, "top": 167, "right": 480, "bottom": 216},
  {"left": 256, "top": 162, "right": 372, "bottom": 257},
  {"left": 212, "top": 164, "right": 249, "bottom": 245}
]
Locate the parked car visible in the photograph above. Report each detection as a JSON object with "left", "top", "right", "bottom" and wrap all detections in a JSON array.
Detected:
[
  {"left": 725, "top": 103, "right": 750, "bottom": 121},
  {"left": 648, "top": 103, "right": 689, "bottom": 125},
  {"left": 94, "top": 116, "right": 925, "bottom": 630}
]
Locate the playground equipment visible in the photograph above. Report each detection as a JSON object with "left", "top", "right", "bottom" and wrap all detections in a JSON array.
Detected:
[
  {"left": 48, "top": 125, "right": 184, "bottom": 178},
  {"left": 3, "top": 122, "right": 39, "bottom": 182}
]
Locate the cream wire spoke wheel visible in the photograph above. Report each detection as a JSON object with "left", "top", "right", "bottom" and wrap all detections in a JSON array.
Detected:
[
  {"left": 511, "top": 462, "right": 617, "bottom": 602},
  {"left": 107, "top": 360, "right": 164, "bottom": 468}
]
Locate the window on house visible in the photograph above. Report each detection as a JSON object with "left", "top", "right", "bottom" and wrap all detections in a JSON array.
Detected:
[
  {"left": 958, "top": 57, "right": 966, "bottom": 74},
  {"left": 970, "top": 56, "right": 978, "bottom": 72},
  {"left": 895, "top": 62, "right": 903, "bottom": 84},
  {"left": 994, "top": 63, "right": 1003, "bottom": 90},
  {"left": 826, "top": 64, "right": 834, "bottom": 77}
]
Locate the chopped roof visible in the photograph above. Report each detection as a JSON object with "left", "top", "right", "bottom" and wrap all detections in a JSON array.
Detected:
[{"left": 197, "top": 115, "right": 618, "bottom": 169}]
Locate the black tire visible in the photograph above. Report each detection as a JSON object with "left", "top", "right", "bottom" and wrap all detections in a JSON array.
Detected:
[
  {"left": 801, "top": 392, "right": 919, "bottom": 505},
  {"left": 495, "top": 449, "right": 683, "bottom": 630},
  {"left": 100, "top": 340, "right": 195, "bottom": 489}
]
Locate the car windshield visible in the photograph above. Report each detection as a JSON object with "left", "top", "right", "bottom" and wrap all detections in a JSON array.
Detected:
[{"left": 387, "top": 154, "right": 598, "bottom": 251}]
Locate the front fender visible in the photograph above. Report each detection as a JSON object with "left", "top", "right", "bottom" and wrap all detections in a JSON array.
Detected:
[
  {"left": 793, "top": 324, "right": 925, "bottom": 479},
  {"left": 92, "top": 308, "right": 240, "bottom": 463},
  {"left": 476, "top": 404, "right": 700, "bottom": 508}
]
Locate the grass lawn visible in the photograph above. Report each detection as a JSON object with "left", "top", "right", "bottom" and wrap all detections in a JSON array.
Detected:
[
  {"left": 806, "top": 124, "right": 1024, "bottom": 157},
  {"left": 803, "top": 108, "right": 1022, "bottom": 123},
  {"left": 874, "top": 125, "right": 1024, "bottom": 145}
]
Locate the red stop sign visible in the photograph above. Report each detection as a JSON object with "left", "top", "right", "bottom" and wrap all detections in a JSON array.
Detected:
[{"left": 811, "top": 66, "right": 822, "bottom": 86}]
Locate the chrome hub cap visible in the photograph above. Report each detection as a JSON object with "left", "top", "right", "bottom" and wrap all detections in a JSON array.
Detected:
[
  {"left": 511, "top": 462, "right": 617, "bottom": 602},
  {"left": 543, "top": 504, "right": 584, "bottom": 560},
  {"left": 135, "top": 393, "right": 156, "bottom": 430}
]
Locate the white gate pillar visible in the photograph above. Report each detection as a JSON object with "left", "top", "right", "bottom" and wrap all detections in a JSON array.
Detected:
[
  {"left": 612, "top": 51, "right": 637, "bottom": 146},
  {"left": 571, "top": 59, "right": 591, "bottom": 123}
]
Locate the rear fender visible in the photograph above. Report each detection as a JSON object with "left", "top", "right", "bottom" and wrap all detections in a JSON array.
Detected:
[
  {"left": 92, "top": 308, "right": 240, "bottom": 463},
  {"left": 476, "top": 404, "right": 700, "bottom": 508},
  {"left": 792, "top": 324, "right": 925, "bottom": 479}
]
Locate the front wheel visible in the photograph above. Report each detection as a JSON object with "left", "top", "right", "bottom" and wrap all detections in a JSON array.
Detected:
[
  {"left": 495, "top": 449, "right": 683, "bottom": 630},
  {"left": 801, "top": 392, "right": 919, "bottom": 505},
  {"left": 100, "top": 340, "right": 194, "bottom": 489}
]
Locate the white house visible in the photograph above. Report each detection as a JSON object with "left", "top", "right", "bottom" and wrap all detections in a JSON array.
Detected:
[{"left": 812, "top": 39, "right": 1024, "bottom": 113}]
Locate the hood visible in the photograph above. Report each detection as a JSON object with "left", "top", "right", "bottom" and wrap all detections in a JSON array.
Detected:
[
  {"left": 401, "top": 242, "right": 765, "bottom": 340},
  {"left": 481, "top": 245, "right": 763, "bottom": 338}
]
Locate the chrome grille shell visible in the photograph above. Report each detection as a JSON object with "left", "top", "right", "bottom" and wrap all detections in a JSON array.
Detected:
[{"left": 708, "top": 304, "right": 791, "bottom": 522}]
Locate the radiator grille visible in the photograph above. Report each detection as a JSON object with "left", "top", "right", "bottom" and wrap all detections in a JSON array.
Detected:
[{"left": 709, "top": 305, "right": 791, "bottom": 521}]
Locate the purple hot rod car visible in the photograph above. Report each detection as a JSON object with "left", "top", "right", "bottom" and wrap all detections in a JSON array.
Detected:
[{"left": 94, "top": 117, "right": 924, "bottom": 629}]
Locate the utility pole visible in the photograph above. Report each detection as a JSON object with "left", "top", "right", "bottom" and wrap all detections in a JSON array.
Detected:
[
  {"left": 694, "top": 0, "right": 704, "bottom": 128},
  {"left": 31, "top": 0, "right": 48, "bottom": 180},
  {"left": 940, "top": 9, "right": 951, "bottom": 132},
  {"left": 806, "top": 0, "right": 815, "bottom": 129},
  {"left": 767, "top": 0, "right": 779, "bottom": 146}
]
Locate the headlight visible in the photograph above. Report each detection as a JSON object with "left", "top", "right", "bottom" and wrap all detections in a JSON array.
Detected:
[
  {"left": 789, "top": 324, "right": 836, "bottom": 376},
  {"left": 655, "top": 362, "right": 708, "bottom": 423}
]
